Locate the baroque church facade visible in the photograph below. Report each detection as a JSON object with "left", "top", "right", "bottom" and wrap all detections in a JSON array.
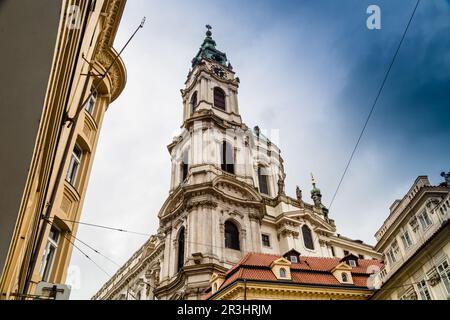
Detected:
[{"left": 92, "top": 27, "right": 381, "bottom": 300}]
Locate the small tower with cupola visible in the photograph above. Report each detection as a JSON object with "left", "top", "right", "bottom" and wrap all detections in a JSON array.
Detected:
[{"left": 181, "top": 25, "right": 242, "bottom": 127}]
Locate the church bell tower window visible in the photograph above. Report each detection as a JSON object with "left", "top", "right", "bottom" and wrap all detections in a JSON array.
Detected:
[{"left": 213, "top": 87, "right": 226, "bottom": 110}]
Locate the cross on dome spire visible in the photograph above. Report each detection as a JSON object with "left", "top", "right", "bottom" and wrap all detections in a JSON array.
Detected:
[{"left": 191, "top": 25, "right": 229, "bottom": 68}]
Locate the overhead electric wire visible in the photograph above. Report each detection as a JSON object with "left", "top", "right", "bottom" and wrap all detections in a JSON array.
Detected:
[
  {"left": 44, "top": 219, "right": 116, "bottom": 278},
  {"left": 50, "top": 217, "right": 151, "bottom": 237},
  {"left": 65, "top": 232, "right": 121, "bottom": 267},
  {"left": 328, "top": 0, "right": 421, "bottom": 210},
  {"left": 62, "top": 232, "right": 112, "bottom": 278}
]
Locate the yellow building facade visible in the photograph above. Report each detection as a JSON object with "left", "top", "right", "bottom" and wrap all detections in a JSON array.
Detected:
[{"left": 0, "top": 0, "right": 127, "bottom": 299}]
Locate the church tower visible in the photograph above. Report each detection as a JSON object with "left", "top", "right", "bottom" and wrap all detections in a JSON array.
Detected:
[
  {"left": 92, "top": 27, "right": 382, "bottom": 301},
  {"left": 155, "top": 26, "right": 285, "bottom": 299}
]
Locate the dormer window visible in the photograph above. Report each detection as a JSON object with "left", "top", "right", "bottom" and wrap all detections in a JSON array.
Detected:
[
  {"left": 283, "top": 249, "right": 301, "bottom": 264},
  {"left": 270, "top": 257, "right": 292, "bottom": 280},
  {"left": 341, "top": 272, "right": 348, "bottom": 282},
  {"left": 340, "top": 253, "right": 359, "bottom": 268},
  {"left": 213, "top": 87, "right": 226, "bottom": 110}
]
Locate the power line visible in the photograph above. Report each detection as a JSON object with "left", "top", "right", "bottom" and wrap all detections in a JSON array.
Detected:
[
  {"left": 65, "top": 232, "right": 121, "bottom": 267},
  {"left": 43, "top": 219, "right": 112, "bottom": 278},
  {"left": 62, "top": 232, "right": 112, "bottom": 278},
  {"left": 50, "top": 217, "right": 151, "bottom": 237},
  {"left": 328, "top": 0, "right": 421, "bottom": 210}
]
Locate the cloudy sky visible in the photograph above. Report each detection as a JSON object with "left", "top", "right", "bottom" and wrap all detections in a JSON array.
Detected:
[{"left": 68, "top": 0, "right": 450, "bottom": 299}]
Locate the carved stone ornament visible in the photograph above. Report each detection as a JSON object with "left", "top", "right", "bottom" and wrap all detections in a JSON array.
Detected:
[
  {"left": 296, "top": 186, "right": 302, "bottom": 201},
  {"left": 409, "top": 216, "right": 419, "bottom": 231},
  {"left": 277, "top": 175, "right": 286, "bottom": 196},
  {"left": 427, "top": 267, "right": 441, "bottom": 286}
]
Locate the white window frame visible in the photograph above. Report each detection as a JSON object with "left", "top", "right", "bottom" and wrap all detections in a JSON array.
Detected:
[
  {"left": 289, "top": 255, "right": 298, "bottom": 263},
  {"left": 66, "top": 144, "right": 82, "bottom": 185},
  {"left": 399, "top": 293, "right": 408, "bottom": 300},
  {"left": 417, "top": 210, "right": 432, "bottom": 230},
  {"left": 400, "top": 230, "right": 413, "bottom": 249},
  {"left": 348, "top": 259, "right": 357, "bottom": 267},
  {"left": 399, "top": 287, "right": 417, "bottom": 300},
  {"left": 437, "top": 258, "right": 450, "bottom": 295},
  {"left": 85, "top": 89, "right": 97, "bottom": 115},
  {"left": 39, "top": 226, "right": 60, "bottom": 281},
  {"left": 386, "top": 248, "right": 396, "bottom": 265},
  {"left": 416, "top": 278, "right": 432, "bottom": 300}
]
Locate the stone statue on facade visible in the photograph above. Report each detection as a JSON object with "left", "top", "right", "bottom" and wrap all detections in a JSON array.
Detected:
[
  {"left": 296, "top": 186, "right": 302, "bottom": 201},
  {"left": 277, "top": 175, "right": 286, "bottom": 196}
]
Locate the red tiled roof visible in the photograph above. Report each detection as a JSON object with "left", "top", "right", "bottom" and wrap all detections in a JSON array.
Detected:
[
  {"left": 215, "top": 252, "right": 383, "bottom": 294},
  {"left": 227, "top": 253, "right": 382, "bottom": 274}
]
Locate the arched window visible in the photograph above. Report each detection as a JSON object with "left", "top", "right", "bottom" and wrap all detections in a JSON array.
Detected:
[
  {"left": 341, "top": 272, "right": 348, "bottom": 282},
  {"left": 190, "top": 91, "right": 197, "bottom": 113},
  {"left": 302, "top": 225, "right": 314, "bottom": 250},
  {"left": 220, "top": 141, "right": 234, "bottom": 174},
  {"left": 213, "top": 87, "right": 226, "bottom": 110},
  {"left": 224, "top": 221, "right": 240, "bottom": 250},
  {"left": 280, "top": 268, "right": 287, "bottom": 278},
  {"left": 177, "top": 227, "right": 185, "bottom": 272},
  {"left": 181, "top": 149, "right": 189, "bottom": 182},
  {"left": 258, "top": 166, "right": 269, "bottom": 195}
]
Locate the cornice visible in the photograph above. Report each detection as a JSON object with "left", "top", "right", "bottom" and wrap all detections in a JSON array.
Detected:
[
  {"left": 159, "top": 176, "right": 265, "bottom": 224},
  {"left": 93, "top": 0, "right": 127, "bottom": 102},
  {"left": 375, "top": 187, "right": 449, "bottom": 250},
  {"left": 213, "top": 281, "right": 373, "bottom": 300}
]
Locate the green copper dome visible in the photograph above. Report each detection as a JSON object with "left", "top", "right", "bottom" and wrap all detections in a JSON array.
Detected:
[
  {"left": 310, "top": 174, "right": 321, "bottom": 195},
  {"left": 311, "top": 188, "right": 321, "bottom": 196},
  {"left": 192, "top": 25, "right": 229, "bottom": 68}
]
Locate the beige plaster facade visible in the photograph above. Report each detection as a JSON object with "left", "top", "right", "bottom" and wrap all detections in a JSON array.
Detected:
[
  {"left": 0, "top": 0, "right": 127, "bottom": 299},
  {"left": 372, "top": 175, "right": 450, "bottom": 300}
]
